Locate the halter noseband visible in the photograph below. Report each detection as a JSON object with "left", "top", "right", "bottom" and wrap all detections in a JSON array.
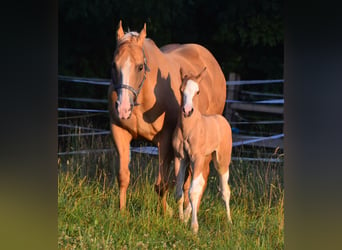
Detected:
[{"left": 112, "top": 48, "right": 149, "bottom": 106}]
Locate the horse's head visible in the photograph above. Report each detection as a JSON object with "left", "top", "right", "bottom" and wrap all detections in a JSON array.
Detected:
[
  {"left": 180, "top": 67, "right": 207, "bottom": 117},
  {"left": 111, "top": 20, "right": 149, "bottom": 119}
]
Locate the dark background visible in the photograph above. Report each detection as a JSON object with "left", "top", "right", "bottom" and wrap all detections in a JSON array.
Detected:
[{"left": 59, "top": 0, "right": 283, "bottom": 80}]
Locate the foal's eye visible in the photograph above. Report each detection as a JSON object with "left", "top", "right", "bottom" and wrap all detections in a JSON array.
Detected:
[{"left": 138, "top": 64, "right": 144, "bottom": 71}]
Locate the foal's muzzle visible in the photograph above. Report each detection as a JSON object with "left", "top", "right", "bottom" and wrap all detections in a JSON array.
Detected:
[{"left": 183, "top": 107, "right": 194, "bottom": 118}]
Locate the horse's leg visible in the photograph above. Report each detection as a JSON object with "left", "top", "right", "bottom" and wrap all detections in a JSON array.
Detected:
[
  {"left": 110, "top": 123, "right": 132, "bottom": 211},
  {"left": 174, "top": 157, "right": 187, "bottom": 220},
  {"left": 189, "top": 157, "right": 205, "bottom": 234},
  {"left": 155, "top": 133, "right": 174, "bottom": 216}
]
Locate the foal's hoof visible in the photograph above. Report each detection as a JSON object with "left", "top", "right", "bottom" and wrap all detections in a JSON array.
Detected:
[
  {"left": 191, "top": 223, "right": 199, "bottom": 234},
  {"left": 183, "top": 205, "right": 192, "bottom": 223}
]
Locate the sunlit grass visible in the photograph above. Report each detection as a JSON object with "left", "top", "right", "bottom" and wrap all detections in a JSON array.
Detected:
[{"left": 58, "top": 147, "right": 283, "bottom": 249}]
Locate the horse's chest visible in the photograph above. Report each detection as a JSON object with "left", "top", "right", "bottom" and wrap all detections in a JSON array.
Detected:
[{"left": 135, "top": 111, "right": 166, "bottom": 140}]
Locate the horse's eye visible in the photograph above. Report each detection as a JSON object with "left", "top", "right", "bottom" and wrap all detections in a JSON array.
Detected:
[
  {"left": 112, "top": 62, "right": 116, "bottom": 68},
  {"left": 138, "top": 64, "right": 144, "bottom": 71}
]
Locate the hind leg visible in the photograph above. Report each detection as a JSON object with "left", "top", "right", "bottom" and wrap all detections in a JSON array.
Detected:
[
  {"left": 219, "top": 170, "right": 232, "bottom": 223},
  {"left": 213, "top": 151, "right": 232, "bottom": 223},
  {"left": 155, "top": 138, "right": 174, "bottom": 216}
]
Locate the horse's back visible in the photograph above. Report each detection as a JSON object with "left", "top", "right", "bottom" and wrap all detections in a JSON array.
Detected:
[{"left": 164, "top": 43, "right": 226, "bottom": 115}]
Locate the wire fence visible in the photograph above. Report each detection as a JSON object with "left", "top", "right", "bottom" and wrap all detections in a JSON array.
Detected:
[{"left": 58, "top": 75, "right": 284, "bottom": 162}]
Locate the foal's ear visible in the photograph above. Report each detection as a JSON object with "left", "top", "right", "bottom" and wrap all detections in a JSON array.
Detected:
[
  {"left": 137, "top": 23, "right": 147, "bottom": 46},
  {"left": 195, "top": 67, "right": 207, "bottom": 81},
  {"left": 179, "top": 68, "right": 185, "bottom": 92},
  {"left": 180, "top": 67, "right": 184, "bottom": 80},
  {"left": 117, "top": 20, "right": 124, "bottom": 41},
  {"left": 180, "top": 67, "right": 189, "bottom": 81}
]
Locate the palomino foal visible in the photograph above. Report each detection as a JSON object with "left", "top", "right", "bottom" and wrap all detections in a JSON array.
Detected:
[{"left": 172, "top": 68, "right": 233, "bottom": 233}]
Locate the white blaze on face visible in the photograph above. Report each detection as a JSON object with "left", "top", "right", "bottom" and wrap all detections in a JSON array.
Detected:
[
  {"left": 183, "top": 79, "right": 199, "bottom": 115},
  {"left": 117, "top": 57, "right": 133, "bottom": 119}
]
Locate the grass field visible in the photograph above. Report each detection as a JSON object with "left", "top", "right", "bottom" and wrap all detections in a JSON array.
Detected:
[{"left": 58, "top": 140, "right": 284, "bottom": 249}]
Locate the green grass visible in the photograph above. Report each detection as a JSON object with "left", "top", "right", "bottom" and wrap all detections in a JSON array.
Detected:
[{"left": 58, "top": 148, "right": 284, "bottom": 249}]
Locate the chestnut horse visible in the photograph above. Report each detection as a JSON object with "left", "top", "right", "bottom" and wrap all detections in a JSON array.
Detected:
[{"left": 108, "top": 20, "right": 226, "bottom": 213}]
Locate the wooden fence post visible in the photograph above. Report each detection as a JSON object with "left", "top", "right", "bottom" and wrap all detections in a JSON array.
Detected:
[{"left": 224, "top": 72, "right": 240, "bottom": 122}]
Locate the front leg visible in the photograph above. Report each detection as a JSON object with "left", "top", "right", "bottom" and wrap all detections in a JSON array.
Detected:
[
  {"left": 174, "top": 157, "right": 187, "bottom": 220},
  {"left": 189, "top": 156, "right": 206, "bottom": 233},
  {"left": 110, "top": 123, "right": 132, "bottom": 211}
]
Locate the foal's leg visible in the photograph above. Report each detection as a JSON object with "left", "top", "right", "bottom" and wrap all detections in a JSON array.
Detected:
[
  {"left": 189, "top": 157, "right": 206, "bottom": 234},
  {"left": 197, "top": 155, "right": 211, "bottom": 211},
  {"left": 184, "top": 155, "right": 210, "bottom": 224},
  {"left": 174, "top": 157, "right": 187, "bottom": 220},
  {"left": 213, "top": 151, "right": 232, "bottom": 223},
  {"left": 110, "top": 123, "right": 133, "bottom": 211},
  {"left": 182, "top": 165, "right": 192, "bottom": 223},
  {"left": 219, "top": 170, "right": 232, "bottom": 223}
]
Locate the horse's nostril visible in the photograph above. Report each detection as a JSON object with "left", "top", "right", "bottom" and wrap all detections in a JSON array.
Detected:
[{"left": 182, "top": 107, "right": 186, "bottom": 113}]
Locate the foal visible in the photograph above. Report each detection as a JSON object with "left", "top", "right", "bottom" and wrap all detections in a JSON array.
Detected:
[{"left": 172, "top": 68, "right": 233, "bottom": 233}]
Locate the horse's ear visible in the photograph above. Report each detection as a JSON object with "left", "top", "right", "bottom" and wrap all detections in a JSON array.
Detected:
[
  {"left": 117, "top": 20, "right": 124, "bottom": 41},
  {"left": 138, "top": 23, "right": 146, "bottom": 46}
]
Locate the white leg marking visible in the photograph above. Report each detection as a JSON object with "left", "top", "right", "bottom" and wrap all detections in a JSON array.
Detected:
[
  {"left": 220, "top": 171, "right": 232, "bottom": 223},
  {"left": 190, "top": 173, "right": 205, "bottom": 233}
]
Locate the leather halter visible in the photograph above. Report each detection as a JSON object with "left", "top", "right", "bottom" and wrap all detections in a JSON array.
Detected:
[{"left": 112, "top": 48, "right": 150, "bottom": 106}]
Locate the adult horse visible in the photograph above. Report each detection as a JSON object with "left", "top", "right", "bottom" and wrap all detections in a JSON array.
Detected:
[{"left": 108, "top": 20, "right": 226, "bottom": 214}]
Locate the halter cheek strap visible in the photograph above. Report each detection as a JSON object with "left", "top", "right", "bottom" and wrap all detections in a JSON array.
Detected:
[{"left": 113, "top": 48, "right": 149, "bottom": 106}]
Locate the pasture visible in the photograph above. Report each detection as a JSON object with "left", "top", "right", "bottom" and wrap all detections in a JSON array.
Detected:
[{"left": 58, "top": 126, "right": 284, "bottom": 249}]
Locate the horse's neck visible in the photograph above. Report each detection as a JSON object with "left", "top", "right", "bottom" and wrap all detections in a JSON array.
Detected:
[
  {"left": 180, "top": 108, "right": 201, "bottom": 137},
  {"left": 143, "top": 39, "right": 173, "bottom": 74}
]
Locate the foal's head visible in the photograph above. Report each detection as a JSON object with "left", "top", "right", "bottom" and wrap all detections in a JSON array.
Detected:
[
  {"left": 180, "top": 67, "right": 206, "bottom": 118},
  {"left": 111, "top": 20, "right": 148, "bottom": 119}
]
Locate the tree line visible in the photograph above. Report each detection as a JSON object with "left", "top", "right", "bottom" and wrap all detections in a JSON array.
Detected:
[{"left": 59, "top": 0, "right": 283, "bottom": 80}]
